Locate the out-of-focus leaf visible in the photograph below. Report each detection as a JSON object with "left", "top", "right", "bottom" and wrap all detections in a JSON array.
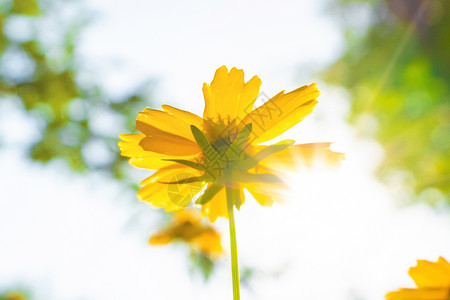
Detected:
[
  {"left": 11, "top": 0, "right": 41, "bottom": 16},
  {"left": 322, "top": 0, "right": 450, "bottom": 203}
]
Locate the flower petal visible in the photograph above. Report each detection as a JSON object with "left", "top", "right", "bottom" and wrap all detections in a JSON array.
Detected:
[
  {"left": 240, "top": 83, "right": 320, "bottom": 144},
  {"left": 201, "top": 184, "right": 245, "bottom": 222},
  {"left": 385, "top": 288, "right": 450, "bottom": 300},
  {"left": 203, "top": 65, "right": 262, "bottom": 123},
  {"left": 118, "top": 134, "right": 198, "bottom": 169},
  {"left": 192, "top": 229, "right": 224, "bottom": 256},
  {"left": 162, "top": 104, "right": 204, "bottom": 129},
  {"left": 409, "top": 257, "right": 450, "bottom": 288},
  {"left": 244, "top": 167, "right": 288, "bottom": 206},
  {"left": 137, "top": 108, "right": 198, "bottom": 142},
  {"left": 134, "top": 106, "right": 203, "bottom": 156},
  {"left": 138, "top": 127, "right": 201, "bottom": 156},
  {"left": 245, "top": 181, "right": 287, "bottom": 206},
  {"left": 138, "top": 165, "right": 205, "bottom": 211},
  {"left": 149, "top": 232, "right": 174, "bottom": 245},
  {"left": 250, "top": 142, "right": 345, "bottom": 171}
]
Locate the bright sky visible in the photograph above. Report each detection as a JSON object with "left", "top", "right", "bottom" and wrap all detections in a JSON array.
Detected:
[{"left": 1, "top": 0, "right": 450, "bottom": 299}]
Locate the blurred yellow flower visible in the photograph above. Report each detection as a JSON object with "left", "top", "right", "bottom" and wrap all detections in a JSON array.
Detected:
[
  {"left": 119, "top": 65, "right": 344, "bottom": 222},
  {"left": 149, "top": 209, "right": 223, "bottom": 258},
  {"left": 0, "top": 291, "right": 28, "bottom": 300},
  {"left": 386, "top": 257, "right": 450, "bottom": 300}
]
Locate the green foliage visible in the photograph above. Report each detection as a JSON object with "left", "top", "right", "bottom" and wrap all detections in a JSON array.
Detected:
[
  {"left": 11, "top": 0, "right": 41, "bottom": 16},
  {"left": 0, "top": 0, "right": 221, "bottom": 280},
  {"left": 0, "top": 0, "right": 150, "bottom": 182},
  {"left": 189, "top": 250, "right": 215, "bottom": 280},
  {"left": 323, "top": 0, "right": 450, "bottom": 203}
]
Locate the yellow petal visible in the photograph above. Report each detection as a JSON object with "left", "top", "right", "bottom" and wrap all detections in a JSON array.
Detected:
[
  {"left": 135, "top": 107, "right": 202, "bottom": 155},
  {"left": 138, "top": 165, "right": 205, "bottom": 211},
  {"left": 245, "top": 181, "right": 287, "bottom": 206},
  {"left": 201, "top": 184, "right": 245, "bottom": 222},
  {"left": 240, "top": 83, "right": 320, "bottom": 144},
  {"left": 244, "top": 167, "right": 288, "bottom": 206},
  {"left": 203, "top": 65, "right": 262, "bottom": 123},
  {"left": 409, "top": 257, "right": 450, "bottom": 288},
  {"left": 161, "top": 104, "right": 204, "bottom": 129},
  {"left": 250, "top": 142, "right": 345, "bottom": 172},
  {"left": 192, "top": 229, "right": 224, "bottom": 256},
  {"left": 118, "top": 134, "right": 198, "bottom": 169},
  {"left": 385, "top": 288, "right": 450, "bottom": 300},
  {"left": 137, "top": 108, "right": 198, "bottom": 142},
  {"left": 149, "top": 232, "right": 174, "bottom": 245},
  {"left": 138, "top": 127, "right": 201, "bottom": 156},
  {"left": 173, "top": 208, "right": 202, "bottom": 223}
]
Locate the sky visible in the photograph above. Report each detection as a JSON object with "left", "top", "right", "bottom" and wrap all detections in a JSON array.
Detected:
[{"left": 1, "top": 0, "right": 450, "bottom": 299}]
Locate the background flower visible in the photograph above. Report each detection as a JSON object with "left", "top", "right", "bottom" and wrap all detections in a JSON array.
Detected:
[{"left": 386, "top": 257, "right": 450, "bottom": 300}]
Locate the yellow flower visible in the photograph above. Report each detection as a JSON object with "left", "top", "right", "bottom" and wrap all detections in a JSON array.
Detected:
[
  {"left": 149, "top": 209, "right": 223, "bottom": 258},
  {"left": 119, "top": 66, "right": 344, "bottom": 222},
  {"left": 0, "top": 292, "right": 28, "bottom": 300},
  {"left": 386, "top": 257, "right": 450, "bottom": 300}
]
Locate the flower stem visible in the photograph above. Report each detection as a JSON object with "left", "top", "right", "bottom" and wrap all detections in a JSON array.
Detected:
[{"left": 226, "top": 186, "right": 240, "bottom": 300}]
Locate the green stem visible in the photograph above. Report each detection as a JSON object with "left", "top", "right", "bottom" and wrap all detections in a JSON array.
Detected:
[{"left": 226, "top": 186, "right": 240, "bottom": 300}]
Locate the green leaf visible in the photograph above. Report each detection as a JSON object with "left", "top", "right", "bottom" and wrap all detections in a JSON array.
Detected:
[
  {"left": 195, "top": 183, "right": 223, "bottom": 205},
  {"left": 237, "top": 139, "right": 294, "bottom": 170},
  {"left": 163, "top": 159, "right": 206, "bottom": 171},
  {"left": 191, "top": 125, "right": 220, "bottom": 163},
  {"left": 225, "top": 123, "right": 252, "bottom": 161},
  {"left": 11, "top": 0, "right": 41, "bottom": 16}
]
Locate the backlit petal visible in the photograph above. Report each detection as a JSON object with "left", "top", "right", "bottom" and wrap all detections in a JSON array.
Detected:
[
  {"left": 250, "top": 142, "right": 345, "bottom": 171},
  {"left": 137, "top": 108, "right": 197, "bottom": 141},
  {"left": 138, "top": 165, "right": 205, "bottom": 211},
  {"left": 119, "top": 134, "right": 198, "bottom": 169},
  {"left": 245, "top": 182, "right": 287, "bottom": 206},
  {"left": 138, "top": 127, "right": 201, "bottom": 156},
  {"left": 203, "top": 65, "right": 261, "bottom": 123},
  {"left": 201, "top": 184, "right": 245, "bottom": 223},
  {"left": 162, "top": 104, "right": 204, "bottom": 129},
  {"left": 135, "top": 107, "right": 202, "bottom": 156},
  {"left": 240, "top": 83, "right": 320, "bottom": 144}
]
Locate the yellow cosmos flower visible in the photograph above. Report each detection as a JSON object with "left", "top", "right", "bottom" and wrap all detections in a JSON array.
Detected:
[
  {"left": 119, "top": 66, "right": 344, "bottom": 222},
  {"left": 149, "top": 209, "right": 223, "bottom": 258},
  {"left": 386, "top": 257, "right": 450, "bottom": 300}
]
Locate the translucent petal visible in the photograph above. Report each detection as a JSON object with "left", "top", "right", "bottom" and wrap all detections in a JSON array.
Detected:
[
  {"left": 203, "top": 65, "right": 261, "bottom": 125},
  {"left": 249, "top": 142, "right": 345, "bottom": 171},
  {"left": 137, "top": 108, "right": 198, "bottom": 142},
  {"left": 201, "top": 184, "right": 245, "bottom": 222},
  {"left": 138, "top": 166, "right": 205, "bottom": 211},
  {"left": 161, "top": 104, "right": 204, "bottom": 129},
  {"left": 118, "top": 134, "right": 198, "bottom": 169},
  {"left": 240, "top": 83, "right": 320, "bottom": 144},
  {"left": 245, "top": 168, "right": 288, "bottom": 206}
]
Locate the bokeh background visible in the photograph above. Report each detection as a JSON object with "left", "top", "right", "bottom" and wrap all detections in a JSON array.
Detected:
[{"left": 0, "top": 0, "right": 449, "bottom": 299}]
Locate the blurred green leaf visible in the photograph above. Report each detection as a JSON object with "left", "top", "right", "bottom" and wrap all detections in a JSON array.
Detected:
[
  {"left": 322, "top": 0, "right": 450, "bottom": 203},
  {"left": 11, "top": 0, "right": 41, "bottom": 16}
]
